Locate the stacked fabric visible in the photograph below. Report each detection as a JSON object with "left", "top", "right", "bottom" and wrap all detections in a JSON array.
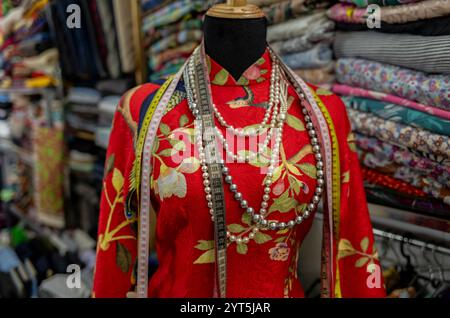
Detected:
[
  {"left": 0, "top": 0, "right": 59, "bottom": 88},
  {"left": 328, "top": 0, "right": 450, "bottom": 216},
  {"left": 142, "top": 0, "right": 220, "bottom": 81},
  {"left": 48, "top": 0, "right": 135, "bottom": 81},
  {"left": 250, "top": 0, "right": 335, "bottom": 86}
]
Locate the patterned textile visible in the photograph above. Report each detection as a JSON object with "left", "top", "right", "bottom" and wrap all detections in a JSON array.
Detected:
[
  {"left": 360, "top": 153, "right": 450, "bottom": 205},
  {"left": 33, "top": 126, "right": 65, "bottom": 228},
  {"left": 281, "top": 43, "right": 333, "bottom": 69},
  {"left": 149, "top": 29, "right": 203, "bottom": 54},
  {"left": 340, "top": 0, "right": 422, "bottom": 7},
  {"left": 364, "top": 185, "right": 450, "bottom": 219},
  {"left": 148, "top": 41, "right": 197, "bottom": 71},
  {"left": 248, "top": 0, "right": 286, "bottom": 5},
  {"left": 142, "top": 0, "right": 205, "bottom": 31},
  {"left": 342, "top": 96, "right": 450, "bottom": 136},
  {"left": 336, "top": 58, "right": 450, "bottom": 110},
  {"left": 334, "top": 32, "right": 450, "bottom": 75},
  {"left": 267, "top": 11, "right": 334, "bottom": 42},
  {"left": 361, "top": 167, "right": 426, "bottom": 198},
  {"left": 263, "top": 0, "right": 331, "bottom": 25},
  {"left": 355, "top": 133, "right": 450, "bottom": 175},
  {"left": 328, "top": 0, "right": 450, "bottom": 24},
  {"left": 93, "top": 49, "right": 385, "bottom": 298},
  {"left": 348, "top": 108, "right": 450, "bottom": 160},
  {"left": 294, "top": 63, "right": 335, "bottom": 85},
  {"left": 333, "top": 84, "right": 450, "bottom": 120},
  {"left": 271, "top": 31, "right": 334, "bottom": 55},
  {"left": 334, "top": 16, "right": 450, "bottom": 36}
]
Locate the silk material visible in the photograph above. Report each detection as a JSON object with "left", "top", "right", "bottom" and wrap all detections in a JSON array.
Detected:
[
  {"left": 336, "top": 58, "right": 450, "bottom": 110},
  {"left": 93, "top": 50, "right": 385, "bottom": 298}
]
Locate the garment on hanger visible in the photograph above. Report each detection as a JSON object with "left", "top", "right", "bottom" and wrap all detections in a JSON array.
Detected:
[{"left": 93, "top": 43, "right": 385, "bottom": 298}]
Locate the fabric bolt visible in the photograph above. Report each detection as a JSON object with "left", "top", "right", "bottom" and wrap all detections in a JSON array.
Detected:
[
  {"left": 142, "top": 0, "right": 205, "bottom": 31},
  {"left": 348, "top": 108, "right": 450, "bottom": 161},
  {"left": 335, "top": 58, "right": 450, "bottom": 110},
  {"left": 93, "top": 48, "right": 385, "bottom": 298},
  {"left": 357, "top": 143, "right": 450, "bottom": 188},
  {"left": 96, "top": 0, "right": 121, "bottom": 79},
  {"left": 364, "top": 185, "right": 450, "bottom": 219},
  {"left": 263, "top": 0, "right": 331, "bottom": 25},
  {"left": 361, "top": 167, "right": 427, "bottom": 198},
  {"left": 112, "top": 0, "right": 135, "bottom": 74},
  {"left": 267, "top": 11, "right": 334, "bottom": 42},
  {"left": 248, "top": 0, "right": 286, "bottom": 5},
  {"left": 149, "top": 29, "right": 203, "bottom": 54},
  {"left": 294, "top": 63, "right": 335, "bottom": 85},
  {"left": 360, "top": 153, "right": 450, "bottom": 205},
  {"left": 355, "top": 133, "right": 450, "bottom": 176},
  {"left": 144, "top": 18, "right": 203, "bottom": 46},
  {"left": 339, "top": 0, "right": 421, "bottom": 7},
  {"left": 333, "top": 84, "right": 450, "bottom": 120},
  {"left": 281, "top": 43, "right": 333, "bottom": 69},
  {"left": 329, "top": 0, "right": 450, "bottom": 24},
  {"left": 33, "top": 126, "right": 65, "bottom": 228},
  {"left": 271, "top": 31, "right": 334, "bottom": 55},
  {"left": 326, "top": 3, "right": 366, "bottom": 23},
  {"left": 334, "top": 32, "right": 450, "bottom": 75},
  {"left": 148, "top": 41, "right": 198, "bottom": 71},
  {"left": 334, "top": 16, "right": 450, "bottom": 36},
  {"left": 341, "top": 96, "right": 450, "bottom": 136}
]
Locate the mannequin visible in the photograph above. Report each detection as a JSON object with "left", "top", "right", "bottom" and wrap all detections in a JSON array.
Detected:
[
  {"left": 93, "top": 0, "right": 386, "bottom": 299},
  {"left": 203, "top": 16, "right": 267, "bottom": 80}
]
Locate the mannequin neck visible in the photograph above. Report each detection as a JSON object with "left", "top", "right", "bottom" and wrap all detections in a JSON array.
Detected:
[{"left": 203, "top": 15, "right": 267, "bottom": 80}]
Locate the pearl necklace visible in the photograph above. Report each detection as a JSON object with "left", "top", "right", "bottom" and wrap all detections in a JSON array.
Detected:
[{"left": 183, "top": 54, "right": 325, "bottom": 243}]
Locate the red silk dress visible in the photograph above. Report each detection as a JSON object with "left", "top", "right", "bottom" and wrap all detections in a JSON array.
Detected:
[{"left": 93, "top": 50, "right": 386, "bottom": 298}]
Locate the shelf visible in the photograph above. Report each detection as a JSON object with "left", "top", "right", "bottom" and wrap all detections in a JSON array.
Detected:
[
  {"left": 0, "top": 87, "right": 55, "bottom": 95},
  {"left": 0, "top": 139, "right": 34, "bottom": 166}
]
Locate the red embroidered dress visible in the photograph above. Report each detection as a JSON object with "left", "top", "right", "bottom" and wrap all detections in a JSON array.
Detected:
[{"left": 93, "top": 50, "right": 386, "bottom": 298}]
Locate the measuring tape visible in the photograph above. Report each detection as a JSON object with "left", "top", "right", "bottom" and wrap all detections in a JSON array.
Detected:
[{"left": 136, "top": 66, "right": 186, "bottom": 298}]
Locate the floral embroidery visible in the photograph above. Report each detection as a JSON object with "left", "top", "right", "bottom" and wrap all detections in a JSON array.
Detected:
[
  {"left": 338, "top": 237, "right": 379, "bottom": 270},
  {"left": 269, "top": 243, "right": 290, "bottom": 261}
]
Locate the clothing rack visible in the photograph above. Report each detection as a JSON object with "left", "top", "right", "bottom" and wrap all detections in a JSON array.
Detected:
[{"left": 373, "top": 228, "right": 450, "bottom": 257}]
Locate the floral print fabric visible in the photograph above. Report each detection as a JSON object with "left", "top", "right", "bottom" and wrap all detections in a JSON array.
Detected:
[
  {"left": 333, "top": 84, "right": 450, "bottom": 120},
  {"left": 336, "top": 58, "right": 450, "bottom": 110},
  {"left": 347, "top": 108, "right": 450, "bottom": 160},
  {"left": 341, "top": 96, "right": 450, "bottom": 136}
]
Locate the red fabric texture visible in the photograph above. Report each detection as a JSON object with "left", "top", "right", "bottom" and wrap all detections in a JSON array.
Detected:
[{"left": 93, "top": 50, "right": 385, "bottom": 298}]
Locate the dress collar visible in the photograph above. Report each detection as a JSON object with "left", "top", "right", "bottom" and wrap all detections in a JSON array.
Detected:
[{"left": 206, "top": 48, "right": 272, "bottom": 86}]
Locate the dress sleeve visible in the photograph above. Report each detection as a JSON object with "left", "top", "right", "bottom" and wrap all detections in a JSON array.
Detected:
[
  {"left": 314, "top": 89, "right": 386, "bottom": 298},
  {"left": 93, "top": 84, "right": 159, "bottom": 298}
]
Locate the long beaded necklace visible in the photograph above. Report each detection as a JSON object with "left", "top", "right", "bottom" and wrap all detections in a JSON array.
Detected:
[{"left": 183, "top": 51, "right": 325, "bottom": 244}]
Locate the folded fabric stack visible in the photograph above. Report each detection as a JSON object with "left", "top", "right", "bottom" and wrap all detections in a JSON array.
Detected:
[
  {"left": 251, "top": 0, "right": 335, "bottom": 86},
  {"left": 142, "top": 0, "right": 221, "bottom": 81},
  {"left": 48, "top": 0, "right": 135, "bottom": 81},
  {"left": 0, "top": 0, "right": 59, "bottom": 88},
  {"left": 328, "top": 0, "right": 450, "bottom": 216}
]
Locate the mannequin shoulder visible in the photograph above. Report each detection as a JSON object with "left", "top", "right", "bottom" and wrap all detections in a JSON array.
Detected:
[{"left": 116, "top": 82, "right": 162, "bottom": 122}]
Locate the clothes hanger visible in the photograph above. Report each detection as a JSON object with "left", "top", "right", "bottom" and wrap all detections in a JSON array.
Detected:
[{"left": 206, "top": 0, "right": 265, "bottom": 19}]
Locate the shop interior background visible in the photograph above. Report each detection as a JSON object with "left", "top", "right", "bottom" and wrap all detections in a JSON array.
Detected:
[{"left": 0, "top": 0, "right": 449, "bottom": 298}]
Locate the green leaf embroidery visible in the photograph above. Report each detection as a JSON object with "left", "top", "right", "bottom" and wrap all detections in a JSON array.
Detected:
[
  {"left": 296, "top": 163, "right": 317, "bottom": 179},
  {"left": 316, "top": 88, "right": 333, "bottom": 96},
  {"left": 159, "top": 149, "right": 173, "bottom": 157},
  {"left": 277, "top": 228, "right": 289, "bottom": 235},
  {"left": 237, "top": 243, "right": 248, "bottom": 255},
  {"left": 105, "top": 154, "right": 115, "bottom": 176},
  {"left": 116, "top": 242, "right": 132, "bottom": 273},
  {"left": 275, "top": 237, "right": 287, "bottom": 243},
  {"left": 179, "top": 114, "right": 189, "bottom": 127},
  {"left": 286, "top": 114, "right": 305, "bottom": 131},
  {"left": 212, "top": 69, "right": 229, "bottom": 85},
  {"left": 355, "top": 257, "right": 370, "bottom": 268},
  {"left": 112, "top": 168, "right": 124, "bottom": 193},
  {"left": 195, "top": 240, "right": 214, "bottom": 251},
  {"left": 256, "top": 57, "right": 265, "bottom": 65},
  {"left": 254, "top": 232, "right": 272, "bottom": 244},
  {"left": 242, "top": 213, "right": 252, "bottom": 226},
  {"left": 269, "top": 191, "right": 298, "bottom": 213},
  {"left": 260, "top": 69, "right": 268, "bottom": 75},
  {"left": 360, "top": 237, "right": 370, "bottom": 253},
  {"left": 237, "top": 77, "right": 250, "bottom": 86},
  {"left": 194, "top": 249, "right": 215, "bottom": 264},
  {"left": 228, "top": 224, "right": 245, "bottom": 233},
  {"left": 160, "top": 123, "right": 171, "bottom": 136}
]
